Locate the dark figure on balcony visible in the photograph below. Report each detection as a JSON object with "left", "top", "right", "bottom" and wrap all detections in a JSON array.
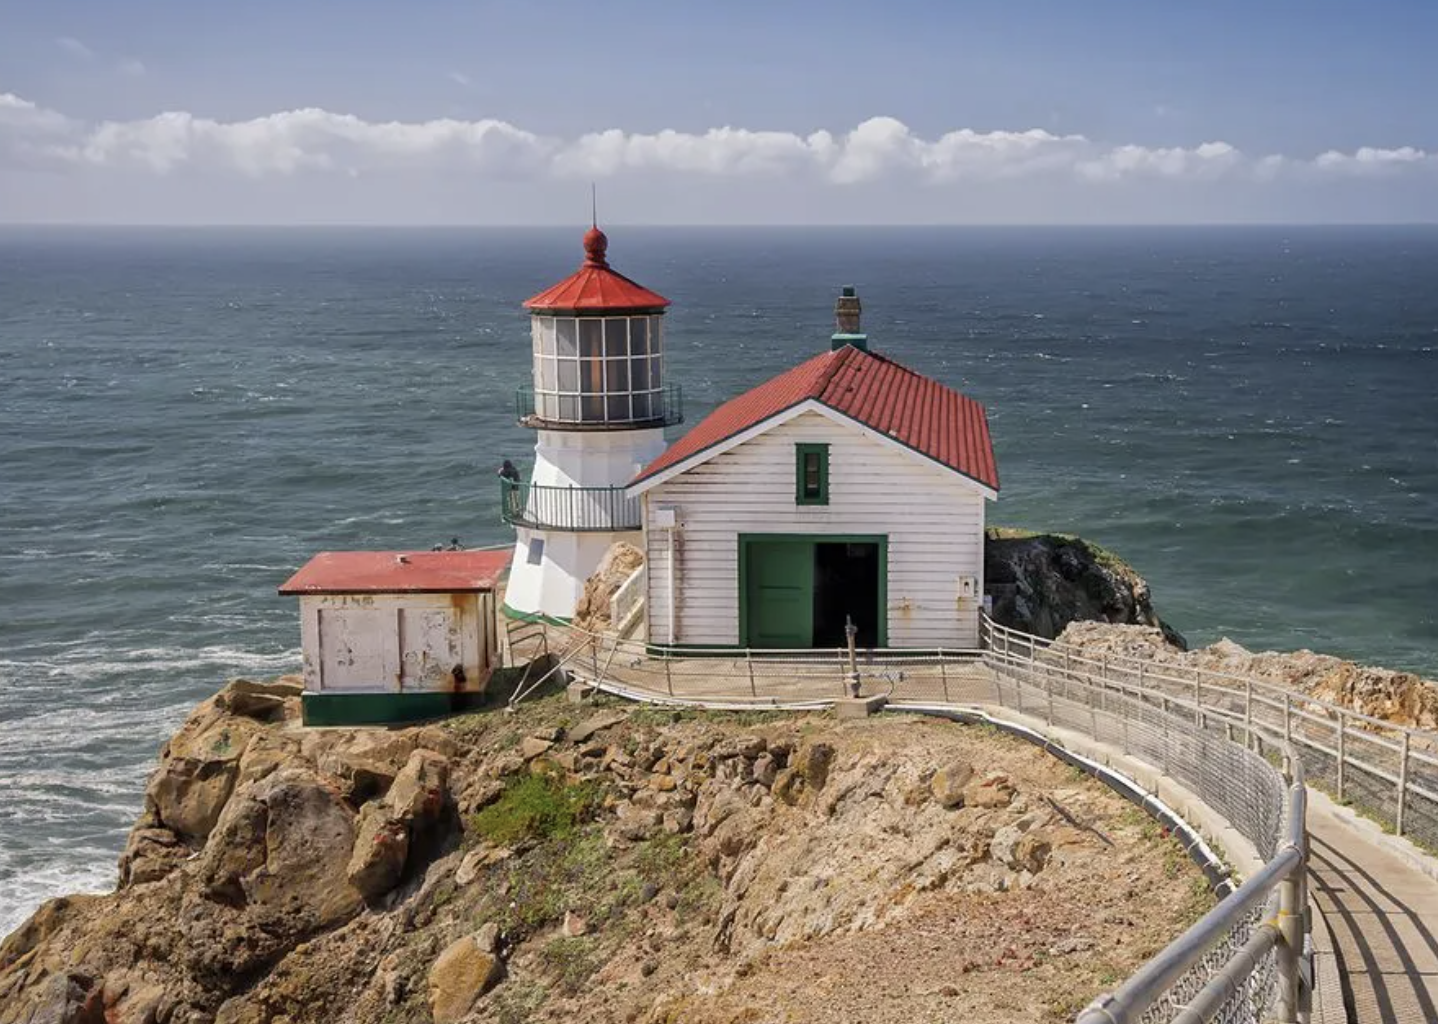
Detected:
[{"left": 499, "top": 460, "right": 523, "bottom": 520}]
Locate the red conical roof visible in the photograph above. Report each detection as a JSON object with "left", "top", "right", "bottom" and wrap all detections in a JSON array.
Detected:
[{"left": 523, "top": 226, "right": 670, "bottom": 313}]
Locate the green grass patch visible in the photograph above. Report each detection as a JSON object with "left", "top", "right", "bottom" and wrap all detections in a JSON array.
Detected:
[
  {"left": 540, "top": 936, "right": 601, "bottom": 995},
  {"left": 471, "top": 772, "right": 602, "bottom": 847},
  {"left": 634, "top": 833, "right": 689, "bottom": 886},
  {"left": 490, "top": 979, "right": 548, "bottom": 1024}
]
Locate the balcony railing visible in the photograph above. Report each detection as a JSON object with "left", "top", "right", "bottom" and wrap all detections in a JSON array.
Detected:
[
  {"left": 515, "top": 382, "right": 683, "bottom": 430},
  {"left": 500, "top": 478, "right": 641, "bottom": 532}
]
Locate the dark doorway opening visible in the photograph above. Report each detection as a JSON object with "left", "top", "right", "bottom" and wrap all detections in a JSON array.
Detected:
[{"left": 813, "top": 541, "right": 881, "bottom": 648}]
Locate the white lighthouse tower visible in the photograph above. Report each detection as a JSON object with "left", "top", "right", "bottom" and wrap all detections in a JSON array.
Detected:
[{"left": 501, "top": 225, "right": 678, "bottom": 622}]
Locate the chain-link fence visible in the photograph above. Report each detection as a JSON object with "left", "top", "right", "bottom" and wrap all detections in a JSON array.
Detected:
[
  {"left": 980, "top": 619, "right": 1305, "bottom": 1024},
  {"left": 985, "top": 621, "right": 1438, "bottom": 855}
]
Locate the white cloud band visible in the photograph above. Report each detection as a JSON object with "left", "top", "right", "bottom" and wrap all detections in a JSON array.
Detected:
[{"left": 1, "top": 92, "right": 1433, "bottom": 186}]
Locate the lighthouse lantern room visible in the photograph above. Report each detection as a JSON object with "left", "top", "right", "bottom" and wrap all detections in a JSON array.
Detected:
[{"left": 502, "top": 226, "right": 680, "bottom": 621}]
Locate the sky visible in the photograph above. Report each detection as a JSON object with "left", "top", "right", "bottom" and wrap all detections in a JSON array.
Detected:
[{"left": 1, "top": 0, "right": 1436, "bottom": 225}]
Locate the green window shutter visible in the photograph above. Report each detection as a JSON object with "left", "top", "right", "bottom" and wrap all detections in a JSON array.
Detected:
[{"left": 795, "top": 443, "right": 829, "bottom": 505}]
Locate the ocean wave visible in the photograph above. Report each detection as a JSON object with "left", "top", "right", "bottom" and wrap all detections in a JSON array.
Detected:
[
  {"left": 0, "top": 645, "right": 299, "bottom": 687},
  {"left": 0, "top": 857, "right": 117, "bottom": 938}
]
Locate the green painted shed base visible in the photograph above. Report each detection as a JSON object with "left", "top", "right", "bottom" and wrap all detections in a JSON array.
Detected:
[
  {"left": 500, "top": 602, "right": 572, "bottom": 627},
  {"left": 301, "top": 691, "right": 484, "bottom": 727}
]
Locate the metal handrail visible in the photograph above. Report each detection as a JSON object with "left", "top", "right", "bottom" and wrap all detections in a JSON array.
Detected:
[
  {"left": 982, "top": 613, "right": 1438, "bottom": 844},
  {"left": 980, "top": 614, "right": 1310, "bottom": 1024},
  {"left": 499, "top": 478, "right": 641, "bottom": 532},
  {"left": 515, "top": 381, "right": 684, "bottom": 429}
]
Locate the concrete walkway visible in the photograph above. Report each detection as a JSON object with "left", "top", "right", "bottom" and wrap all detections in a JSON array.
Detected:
[{"left": 1308, "top": 802, "right": 1438, "bottom": 1024}]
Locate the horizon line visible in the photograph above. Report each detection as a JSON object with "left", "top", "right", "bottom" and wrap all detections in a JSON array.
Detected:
[{"left": 3, "top": 221, "right": 1438, "bottom": 230}]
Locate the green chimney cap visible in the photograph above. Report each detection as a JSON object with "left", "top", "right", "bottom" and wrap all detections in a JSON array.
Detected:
[
  {"left": 841, "top": 285, "right": 856, "bottom": 297},
  {"left": 831, "top": 332, "right": 868, "bottom": 352}
]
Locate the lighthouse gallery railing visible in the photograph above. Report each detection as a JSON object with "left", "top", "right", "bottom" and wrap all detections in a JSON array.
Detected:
[{"left": 499, "top": 478, "right": 641, "bottom": 533}]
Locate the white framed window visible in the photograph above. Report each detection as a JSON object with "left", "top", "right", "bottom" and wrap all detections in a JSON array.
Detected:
[{"left": 530, "top": 315, "right": 665, "bottom": 424}]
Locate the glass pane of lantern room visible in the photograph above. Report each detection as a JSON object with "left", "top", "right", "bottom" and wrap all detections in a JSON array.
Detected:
[
  {"left": 629, "top": 317, "right": 648, "bottom": 355},
  {"left": 533, "top": 319, "right": 554, "bottom": 355},
  {"left": 649, "top": 318, "right": 663, "bottom": 354},
  {"left": 607, "top": 394, "right": 630, "bottom": 422},
  {"left": 630, "top": 357, "right": 649, "bottom": 390},
  {"left": 607, "top": 358, "right": 629, "bottom": 391},
  {"left": 536, "top": 356, "right": 556, "bottom": 390},
  {"left": 605, "top": 319, "right": 629, "bottom": 357},
  {"left": 580, "top": 320, "right": 603, "bottom": 359},
  {"left": 557, "top": 359, "right": 578, "bottom": 391},
  {"left": 556, "top": 319, "right": 577, "bottom": 357}
]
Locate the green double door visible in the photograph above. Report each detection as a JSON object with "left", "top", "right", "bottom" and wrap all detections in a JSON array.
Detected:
[{"left": 741, "top": 536, "right": 885, "bottom": 649}]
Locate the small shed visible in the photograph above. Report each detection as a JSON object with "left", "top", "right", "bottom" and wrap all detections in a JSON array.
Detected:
[{"left": 278, "top": 549, "right": 511, "bottom": 726}]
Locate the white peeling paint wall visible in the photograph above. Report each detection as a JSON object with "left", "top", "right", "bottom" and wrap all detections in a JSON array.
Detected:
[
  {"left": 643, "top": 411, "right": 989, "bottom": 648},
  {"left": 297, "top": 592, "right": 493, "bottom": 693}
]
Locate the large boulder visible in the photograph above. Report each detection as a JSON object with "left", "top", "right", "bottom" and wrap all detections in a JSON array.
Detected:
[
  {"left": 930, "top": 762, "right": 974, "bottom": 808},
  {"left": 117, "top": 827, "right": 188, "bottom": 887},
  {"left": 428, "top": 934, "right": 504, "bottom": 1023},
  {"left": 984, "top": 529, "right": 1186, "bottom": 647},
  {"left": 196, "top": 767, "right": 363, "bottom": 927},
  {"left": 572, "top": 542, "right": 645, "bottom": 633},
  {"left": 346, "top": 802, "right": 410, "bottom": 901}
]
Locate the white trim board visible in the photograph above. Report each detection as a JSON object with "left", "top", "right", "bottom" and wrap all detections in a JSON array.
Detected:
[{"left": 627, "top": 398, "right": 998, "bottom": 500}]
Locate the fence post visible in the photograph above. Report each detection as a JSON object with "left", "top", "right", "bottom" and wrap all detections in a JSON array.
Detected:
[
  {"left": 664, "top": 655, "right": 673, "bottom": 697},
  {"left": 1193, "top": 666, "right": 1203, "bottom": 728},
  {"left": 1283, "top": 692, "right": 1292, "bottom": 746},
  {"left": 1276, "top": 866, "right": 1303, "bottom": 1024},
  {"left": 1336, "top": 711, "right": 1346, "bottom": 803},
  {"left": 1397, "top": 730, "right": 1411, "bottom": 837},
  {"left": 746, "top": 650, "right": 757, "bottom": 698},
  {"left": 1045, "top": 657, "right": 1054, "bottom": 725},
  {"left": 939, "top": 653, "right": 950, "bottom": 703},
  {"left": 1245, "top": 678, "right": 1254, "bottom": 750}
]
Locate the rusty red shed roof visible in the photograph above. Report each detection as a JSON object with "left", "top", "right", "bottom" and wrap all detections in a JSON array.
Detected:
[
  {"left": 278, "top": 550, "right": 512, "bottom": 595},
  {"left": 631, "top": 345, "right": 998, "bottom": 492},
  {"left": 524, "top": 226, "right": 670, "bottom": 312}
]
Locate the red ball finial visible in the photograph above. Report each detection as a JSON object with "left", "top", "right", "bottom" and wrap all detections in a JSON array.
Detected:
[{"left": 582, "top": 225, "right": 609, "bottom": 268}]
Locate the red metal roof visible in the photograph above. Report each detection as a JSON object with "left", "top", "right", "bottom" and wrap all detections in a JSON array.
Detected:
[
  {"left": 523, "top": 226, "right": 670, "bottom": 312},
  {"left": 278, "top": 550, "right": 512, "bottom": 595},
  {"left": 631, "top": 345, "right": 999, "bottom": 492}
]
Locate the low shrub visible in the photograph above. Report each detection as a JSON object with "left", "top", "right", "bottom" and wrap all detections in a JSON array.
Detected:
[{"left": 470, "top": 772, "right": 601, "bottom": 847}]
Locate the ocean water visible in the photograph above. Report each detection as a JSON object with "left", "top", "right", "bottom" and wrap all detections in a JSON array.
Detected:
[{"left": 1, "top": 225, "right": 1435, "bottom": 933}]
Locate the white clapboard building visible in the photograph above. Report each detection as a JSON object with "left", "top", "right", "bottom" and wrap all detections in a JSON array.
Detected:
[{"left": 627, "top": 288, "right": 999, "bottom": 651}]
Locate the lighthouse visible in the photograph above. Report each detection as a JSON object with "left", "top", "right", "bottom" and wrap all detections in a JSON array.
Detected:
[{"left": 501, "top": 225, "right": 679, "bottom": 622}]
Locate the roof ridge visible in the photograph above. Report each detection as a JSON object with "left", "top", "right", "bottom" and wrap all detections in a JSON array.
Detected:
[{"left": 811, "top": 345, "right": 857, "bottom": 398}]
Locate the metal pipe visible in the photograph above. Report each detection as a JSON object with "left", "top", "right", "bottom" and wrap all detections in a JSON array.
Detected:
[{"left": 667, "top": 523, "right": 678, "bottom": 646}]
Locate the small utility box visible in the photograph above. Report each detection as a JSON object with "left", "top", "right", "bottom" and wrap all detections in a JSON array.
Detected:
[{"left": 278, "top": 549, "right": 511, "bottom": 726}]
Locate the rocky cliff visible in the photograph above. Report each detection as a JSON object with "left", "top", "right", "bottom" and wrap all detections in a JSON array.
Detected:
[
  {"left": 984, "top": 528, "right": 1187, "bottom": 649},
  {"left": 0, "top": 682, "right": 1208, "bottom": 1024}
]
